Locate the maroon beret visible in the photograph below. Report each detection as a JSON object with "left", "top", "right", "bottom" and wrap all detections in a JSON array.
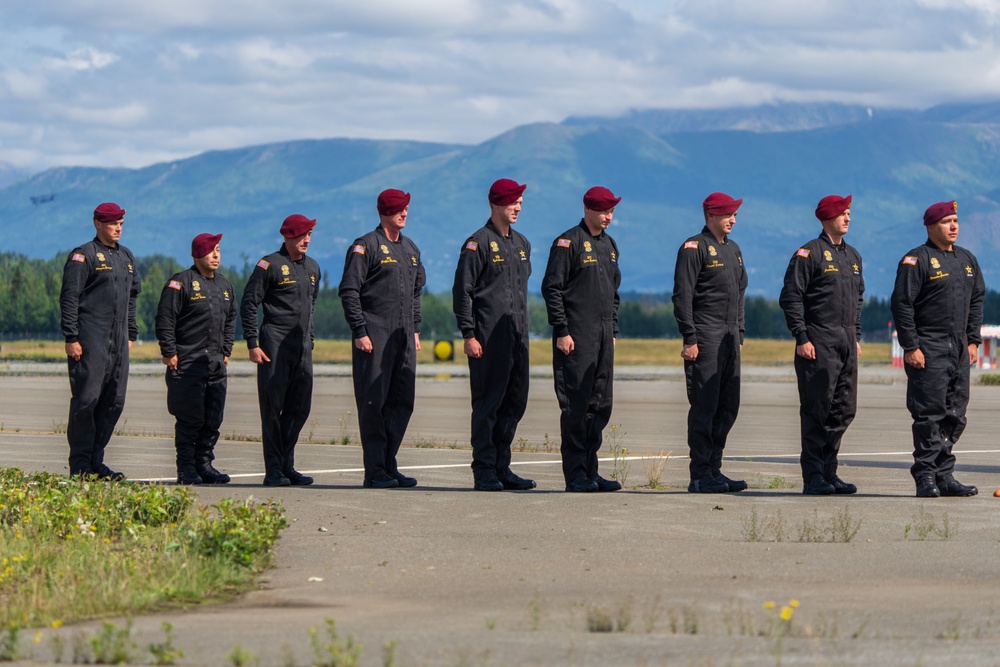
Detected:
[
  {"left": 377, "top": 189, "right": 411, "bottom": 216},
  {"left": 280, "top": 214, "right": 316, "bottom": 239},
  {"left": 191, "top": 233, "right": 222, "bottom": 259},
  {"left": 583, "top": 186, "right": 621, "bottom": 211},
  {"left": 703, "top": 192, "right": 742, "bottom": 216},
  {"left": 489, "top": 178, "right": 527, "bottom": 206},
  {"left": 815, "top": 194, "right": 852, "bottom": 221},
  {"left": 94, "top": 202, "right": 125, "bottom": 223},
  {"left": 923, "top": 200, "right": 958, "bottom": 226}
]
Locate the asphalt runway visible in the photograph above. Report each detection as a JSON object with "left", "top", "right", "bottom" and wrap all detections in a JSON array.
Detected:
[{"left": 2, "top": 362, "right": 1000, "bottom": 666}]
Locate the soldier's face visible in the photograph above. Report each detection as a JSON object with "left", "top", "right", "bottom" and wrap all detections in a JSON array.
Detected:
[
  {"left": 823, "top": 209, "right": 850, "bottom": 237},
  {"left": 500, "top": 199, "right": 522, "bottom": 225},
  {"left": 928, "top": 215, "right": 959, "bottom": 247},
  {"left": 707, "top": 212, "right": 736, "bottom": 237},
  {"left": 583, "top": 207, "right": 614, "bottom": 233},
  {"left": 382, "top": 207, "right": 408, "bottom": 233},
  {"left": 94, "top": 218, "right": 123, "bottom": 245},
  {"left": 194, "top": 246, "right": 221, "bottom": 273}
]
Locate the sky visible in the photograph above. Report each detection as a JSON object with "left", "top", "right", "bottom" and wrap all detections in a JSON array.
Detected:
[{"left": 1, "top": 0, "right": 999, "bottom": 171}]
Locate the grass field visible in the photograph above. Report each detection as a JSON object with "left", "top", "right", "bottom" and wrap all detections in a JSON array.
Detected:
[{"left": 0, "top": 338, "right": 894, "bottom": 366}]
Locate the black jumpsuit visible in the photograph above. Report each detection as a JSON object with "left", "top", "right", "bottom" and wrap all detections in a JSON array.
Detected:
[
  {"left": 339, "top": 226, "right": 425, "bottom": 481},
  {"left": 156, "top": 268, "right": 236, "bottom": 476},
  {"left": 452, "top": 220, "right": 532, "bottom": 480},
  {"left": 779, "top": 232, "right": 864, "bottom": 485},
  {"left": 541, "top": 221, "right": 621, "bottom": 485},
  {"left": 672, "top": 226, "right": 747, "bottom": 482},
  {"left": 240, "top": 245, "right": 320, "bottom": 478},
  {"left": 890, "top": 241, "right": 984, "bottom": 481},
  {"left": 60, "top": 239, "right": 141, "bottom": 476}
]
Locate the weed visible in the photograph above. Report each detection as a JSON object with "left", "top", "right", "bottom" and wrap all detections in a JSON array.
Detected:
[
  {"left": 227, "top": 644, "right": 259, "bottom": 666},
  {"left": 643, "top": 594, "right": 663, "bottom": 633},
  {"left": 722, "top": 600, "right": 756, "bottom": 637},
  {"left": 607, "top": 423, "right": 629, "bottom": 488},
  {"left": 515, "top": 437, "right": 530, "bottom": 452},
  {"left": 484, "top": 617, "right": 497, "bottom": 631},
  {"left": 668, "top": 607, "right": 700, "bottom": 635},
  {"left": 937, "top": 614, "right": 962, "bottom": 640},
  {"left": 615, "top": 595, "right": 633, "bottom": 632},
  {"left": 798, "top": 510, "right": 825, "bottom": 543},
  {"left": 225, "top": 430, "right": 262, "bottom": 442},
  {"left": 112, "top": 418, "right": 129, "bottom": 437},
  {"left": 72, "top": 631, "right": 91, "bottom": 664},
  {"left": 90, "top": 620, "right": 137, "bottom": 664},
  {"left": 51, "top": 420, "right": 67, "bottom": 435},
  {"left": 309, "top": 618, "right": 362, "bottom": 667},
  {"left": 528, "top": 591, "right": 544, "bottom": 631},
  {"left": 742, "top": 505, "right": 766, "bottom": 542},
  {"left": 906, "top": 506, "right": 958, "bottom": 540},
  {"left": 307, "top": 418, "right": 318, "bottom": 443},
  {"left": 829, "top": 505, "right": 862, "bottom": 543},
  {"left": 543, "top": 433, "right": 556, "bottom": 452},
  {"left": 382, "top": 639, "right": 399, "bottom": 667},
  {"left": 642, "top": 448, "right": 669, "bottom": 489},
  {"left": 337, "top": 410, "right": 354, "bottom": 445},
  {"left": 0, "top": 625, "right": 20, "bottom": 661},
  {"left": 762, "top": 599, "right": 800, "bottom": 666},
  {"left": 148, "top": 622, "right": 183, "bottom": 665},
  {"left": 49, "top": 623, "right": 65, "bottom": 663},
  {"left": 586, "top": 606, "right": 614, "bottom": 633}
]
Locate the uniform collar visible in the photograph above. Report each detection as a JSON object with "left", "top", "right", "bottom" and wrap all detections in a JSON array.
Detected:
[
  {"left": 579, "top": 219, "right": 605, "bottom": 239},
  {"left": 819, "top": 231, "right": 844, "bottom": 250},
  {"left": 700, "top": 225, "right": 728, "bottom": 244},
  {"left": 375, "top": 224, "right": 404, "bottom": 243},
  {"left": 92, "top": 236, "right": 119, "bottom": 251}
]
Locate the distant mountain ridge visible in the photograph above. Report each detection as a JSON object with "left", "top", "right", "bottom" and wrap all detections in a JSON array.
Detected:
[{"left": 2, "top": 101, "right": 999, "bottom": 299}]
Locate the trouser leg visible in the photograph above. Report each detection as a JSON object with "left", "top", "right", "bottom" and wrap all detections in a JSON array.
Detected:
[
  {"left": 382, "top": 332, "right": 416, "bottom": 475},
  {"left": 278, "top": 350, "right": 313, "bottom": 474},
  {"left": 685, "top": 338, "right": 722, "bottom": 480},
  {"left": 257, "top": 352, "right": 290, "bottom": 476},
  {"left": 493, "top": 333, "right": 529, "bottom": 478},
  {"left": 585, "top": 329, "right": 615, "bottom": 480},
  {"left": 906, "top": 345, "right": 954, "bottom": 479},
  {"left": 196, "top": 359, "right": 228, "bottom": 469},
  {"left": 67, "top": 353, "right": 107, "bottom": 475},
  {"left": 824, "top": 336, "right": 857, "bottom": 480},
  {"left": 709, "top": 334, "right": 740, "bottom": 475},
  {"left": 166, "top": 364, "right": 208, "bottom": 475}
]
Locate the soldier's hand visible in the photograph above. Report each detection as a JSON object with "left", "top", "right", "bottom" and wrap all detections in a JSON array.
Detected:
[
  {"left": 556, "top": 335, "right": 575, "bottom": 355},
  {"left": 128, "top": 340, "right": 133, "bottom": 352},
  {"left": 249, "top": 347, "right": 271, "bottom": 364},
  {"left": 224, "top": 356, "right": 229, "bottom": 366},
  {"left": 65, "top": 342, "right": 83, "bottom": 361},
  {"left": 857, "top": 341, "right": 862, "bottom": 358},
  {"left": 795, "top": 342, "right": 817, "bottom": 360},
  {"left": 904, "top": 348, "right": 925, "bottom": 369},
  {"left": 681, "top": 343, "right": 698, "bottom": 361},
  {"left": 162, "top": 355, "right": 179, "bottom": 370},
  {"left": 969, "top": 343, "right": 979, "bottom": 367},
  {"left": 414, "top": 332, "right": 421, "bottom": 352},
  {"left": 464, "top": 337, "right": 483, "bottom": 359},
  {"left": 354, "top": 336, "right": 373, "bottom": 353}
]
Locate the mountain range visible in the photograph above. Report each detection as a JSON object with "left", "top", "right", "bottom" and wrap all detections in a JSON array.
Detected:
[{"left": 3, "top": 101, "right": 1000, "bottom": 299}]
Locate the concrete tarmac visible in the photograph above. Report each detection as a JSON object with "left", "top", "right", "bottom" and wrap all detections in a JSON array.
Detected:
[{"left": 2, "top": 362, "right": 1000, "bottom": 666}]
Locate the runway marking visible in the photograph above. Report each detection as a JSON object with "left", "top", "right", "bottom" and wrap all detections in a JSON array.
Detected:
[{"left": 133, "top": 449, "right": 1000, "bottom": 483}]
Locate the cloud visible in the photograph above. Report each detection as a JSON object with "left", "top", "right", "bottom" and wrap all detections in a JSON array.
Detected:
[{"left": 0, "top": 0, "right": 998, "bottom": 170}]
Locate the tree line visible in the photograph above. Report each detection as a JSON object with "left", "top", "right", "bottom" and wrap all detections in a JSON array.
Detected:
[{"left": 3, "top": 251, "right": 1000, "bottom": 342}]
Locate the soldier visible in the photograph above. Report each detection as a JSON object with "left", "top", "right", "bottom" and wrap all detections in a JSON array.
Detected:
[
  {"left": 453, "top": 178, "right": 536, "bottom": 491},
  {"left": 672, "top": 192, "right": 748, "bottom": 493},
  {"left": 779, "top": 195, "right": 863, "bottom": 495},
  {"left": 60, "top": 202, "right": 141, "bottom": 479},
  {"left": 241, "top": 214, "right": 320, "bottom": 487},
  {"left": 542, "top": 186, "right": 622, "bottom": 493},
  {"left": 156, "top": 233, "right": 236, "bottom": 485},
  {"left": 339, "top": 189, "right": 426, "bottom": 488},
  {"left": 891, "top": 200, "right": 984, "bottom": 498}
]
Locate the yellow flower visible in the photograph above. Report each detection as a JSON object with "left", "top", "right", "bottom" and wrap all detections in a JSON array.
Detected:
[
  {"left": 762, "top": 601, "right": 776, "bottom": 609},
  {"left": 33, "top": 631, "right": 43, "bottom": 644},
  {"left": 789, "top": 599, "right": 800, "bottom": 608},
  {"left": 780, "top": 606, "right": 793, "bottom": 621},
  {"left": 51, "top": 620, "right": 63, "bottom": 629}
]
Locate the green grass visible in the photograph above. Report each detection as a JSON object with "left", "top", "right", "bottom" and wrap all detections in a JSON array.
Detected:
[{"left": 0, "top": 467, "right": 286, "bottom": 628}]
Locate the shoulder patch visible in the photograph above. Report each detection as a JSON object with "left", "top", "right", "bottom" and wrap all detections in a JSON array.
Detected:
[
  {"left": 257, "top": 259, "right": 270, "bottom": 270},
  {"left": 352, "top": 244, "right": 366, "bottom": 255},
  {"left": 683, "top": 240, "right": 698, "bottom": 249},
  {"left": 464, "top": 241, "right": 478, "bottom": 251},
  {"left": 902, "top": 256, "right": 918, "bottom": 266},
  {"left": 168, "top": 280, "right": 182, "bottom": 291},
  {"left": 556, "top": 238, "right": 571, "bottom": 248},
  {"left": 796, "top": 248, "right": 810, "bottom": 258},
  {"left": 70, "top": 252, "right": 86, "bottom": 263}
]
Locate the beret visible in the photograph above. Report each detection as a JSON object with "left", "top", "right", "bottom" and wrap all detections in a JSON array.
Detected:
[
  {"left": 815, "top": 194, "right": 852, "bottom": 221},
  {"left": 191, "top": 233, "right": 222, "bottom": 259},
  {"left": 377, "top": 189, "right": 411, "bottom": 216},
  {"left": 94, "top": 202, "right": 126, "bottom": 223},
  {"left": 280, "top": 214, "right": 316, "bottom": 239},
  {"left": 489, "top": 178, "right": 527, "bottom": 206},
  {"left": 923, "top": 200, "right": 958, "bottom": 226},
  {"left": 703, "top": 192, "right": 742, "bottom": 216},
  {"left": 583, "top": 186, "right": 621, "bottom": 211}
]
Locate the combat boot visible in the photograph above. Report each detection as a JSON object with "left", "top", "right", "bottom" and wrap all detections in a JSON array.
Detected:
[
  {"left": 937, "top": 475, "right": 977, "bottom": 497},
  {"left": 915, "top": 475, "right": 941, "bottom": 498}
]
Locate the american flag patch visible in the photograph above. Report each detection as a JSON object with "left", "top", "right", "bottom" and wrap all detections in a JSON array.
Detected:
[
  {"left": 257, "top": 259, "right": 270, "bottom": 270},
  {"left": 556, "top": 238, "right": 571, "bottom": 248},
  {"left": 465, "top": 241, "right": 478, "bottom": 251},
  {"left": 796, "top": 248, "right": 810, "bottom": 258},
  {"left": 902, "top": 256, "right": 918, "bottom": 266},
  {"left": 71, "top": 253, "right": 86, "bottom": 263},
  {"left": 684, "top": 241, "right": 698, "bottom": 249},
  {"left": 352, "top": 244, "right": 366, "bottom": 255},
  {"left": 168, "top": 280, "right": 182, "bottom": 290}
]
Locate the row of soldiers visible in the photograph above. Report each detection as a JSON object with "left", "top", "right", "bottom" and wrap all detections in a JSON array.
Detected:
[{"left": 59, "top": 185, "right": 984, "bottom": 498}]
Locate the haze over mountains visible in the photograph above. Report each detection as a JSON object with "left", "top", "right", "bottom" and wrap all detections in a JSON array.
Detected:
[{"left": 3, "top": 101, "right": 1000, "bottom": 298}]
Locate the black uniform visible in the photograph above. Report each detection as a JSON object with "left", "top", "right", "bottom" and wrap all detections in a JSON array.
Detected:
[
  {"left": 452, "top": 220, "right": 532, "bottom": 481},
  {"left": 672, "top": 226, "right": 747, "bottom": 482},
  {"left": 890, "top": 241, "right": 984, "bottom": 481},
  {"left": 779, "top": 232, "right": 864, "bottom": 485},
  {"left": 240, "top": 245, "right": 320, "bottom": 479},
  {"left": 155, "top": 268, "right": 236, "bottom": 477},
  {"left": 60, "top": 239, "right": 141, "bottom": 476},
  {"left": 338, "top": 226, "right": 425, "bottom": 481},
  {"left": 541, "top": 221, "right": 621, "bottom": 485}
]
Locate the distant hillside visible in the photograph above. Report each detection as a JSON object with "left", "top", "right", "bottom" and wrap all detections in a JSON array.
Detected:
[{"left": 2, "top": 102, "right": 1000, "bottom": 299}]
